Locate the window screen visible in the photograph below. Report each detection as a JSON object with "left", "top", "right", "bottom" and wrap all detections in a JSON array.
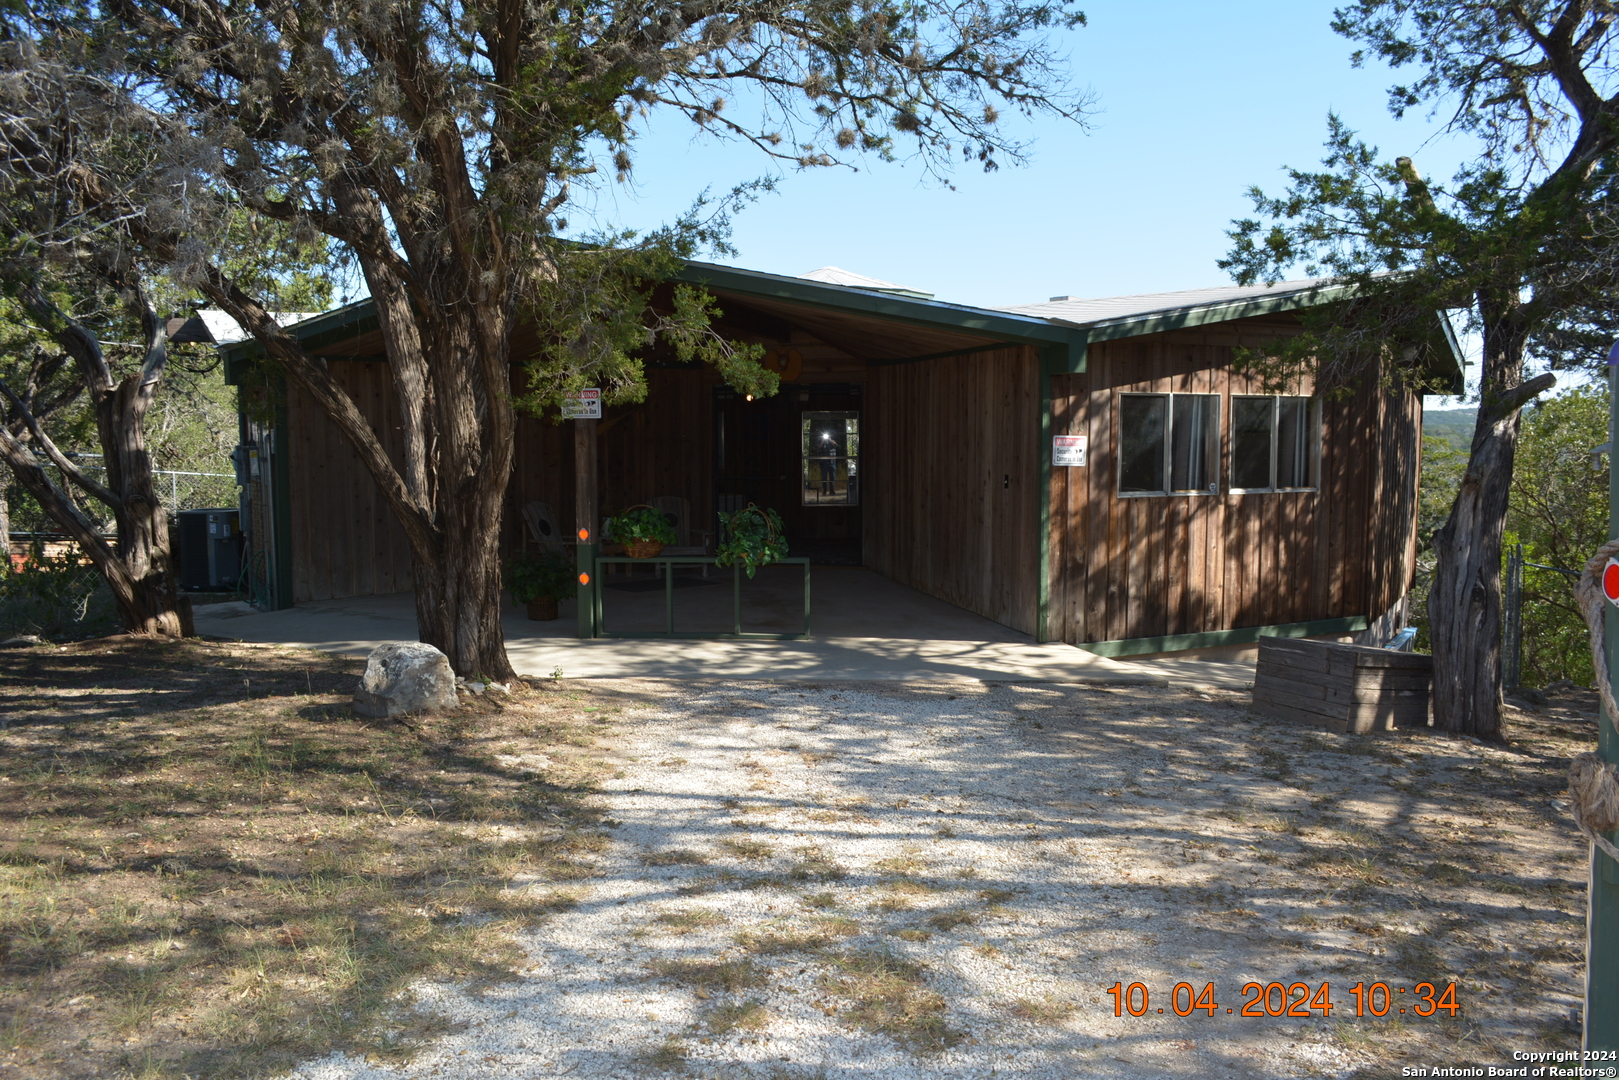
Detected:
[
  {"left": 1170, "top": 395, "right": 1220, "bottom": 493},
  {"left": 1231, "top": 397, "right": 1275, "bottom": 490},
  {"left": 1119, "top": 393, "right": 1220, "bottom": 495},
  {"left": 1118, "top": 396, "right": 1167, "bottom": 494},
  {"left": 1276, "top": 397, "right": 1314, "bottom": 488},
  {"left": 1232, "top": 395, "right": 1319, "bottom": 490}
]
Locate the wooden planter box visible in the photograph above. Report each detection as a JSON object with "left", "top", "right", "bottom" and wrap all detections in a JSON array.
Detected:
[{"left": 1252, "top": 636, "right": 1433, "bottom": 734}]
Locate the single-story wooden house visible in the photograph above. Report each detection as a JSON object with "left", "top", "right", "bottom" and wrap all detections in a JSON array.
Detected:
[{"left": 217, "top": 261, "right": 1462, "bottom": 656}]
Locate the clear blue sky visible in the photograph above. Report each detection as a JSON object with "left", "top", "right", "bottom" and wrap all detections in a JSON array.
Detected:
[{"left": 581, "top": 0, "right": 1478, "bottom": 312}]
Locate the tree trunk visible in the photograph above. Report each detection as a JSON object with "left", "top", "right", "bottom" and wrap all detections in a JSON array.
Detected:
[
  {"left": 0, "top": 429, "right": 188, "bottom": 636},
  {"left": 0, "top": 282, "right": 191, "bottom": 638},
  {"left": 102, "top": 381, "right": 188, "bottom": 636},
  {"left": 0, "top": 495, "right": 9, "bottom": 570},
  {"left": 407, "top": 305, "right": 517, "bottom": 680},
  {"left": 211, "top": 269, "right": 521, "bottom": 680},
  {"left": 411, "top": 510, "right": 513, "bottom": 680},
  {"left": 1428, "top": 301, "right": 1545, "bottom": 739}
]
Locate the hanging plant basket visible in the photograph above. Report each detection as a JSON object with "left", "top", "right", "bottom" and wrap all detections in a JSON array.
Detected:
[{"left": 715, "top": 503, "right": 788, "bottom": 578}]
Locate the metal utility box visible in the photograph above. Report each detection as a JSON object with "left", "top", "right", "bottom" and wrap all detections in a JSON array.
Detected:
[{"left": 177, "top": 508, "right": 242, "bottom": 590}]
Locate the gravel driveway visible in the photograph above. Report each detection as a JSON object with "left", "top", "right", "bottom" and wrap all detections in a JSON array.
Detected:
[{"left": 289, "top": 679, "right": 1590, "bottom": 1080}]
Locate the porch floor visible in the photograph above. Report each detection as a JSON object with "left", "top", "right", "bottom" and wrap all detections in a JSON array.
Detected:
[{"left": 192, "top": 566, "right": 1219, "bottom": 686}]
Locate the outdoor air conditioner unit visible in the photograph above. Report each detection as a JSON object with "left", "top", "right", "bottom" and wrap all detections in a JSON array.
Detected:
[{"left": 177, "top": 508, "right": 242, "bottom": 590}]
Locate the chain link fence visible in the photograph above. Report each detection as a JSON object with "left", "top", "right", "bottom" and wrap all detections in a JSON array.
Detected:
[
  {"left": 1, "top": 459, "right": 237, "bottom": 640},
  {"left": 15, "top": 461, "right": 237, "bottom": 533}
]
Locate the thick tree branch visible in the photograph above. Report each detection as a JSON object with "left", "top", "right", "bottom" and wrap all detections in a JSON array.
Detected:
[
  {"left": 0, "top": 375, "right": 120, "bottom": 507},
  {"left": 1487, "top": 370, "right": 1558, "bottom": 420},
  {"left": 0, "top": 410, "right": 114, "bottom": 549}
]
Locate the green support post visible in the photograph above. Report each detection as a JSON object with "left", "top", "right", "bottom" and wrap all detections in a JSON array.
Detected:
[
  {"left": 1590, "top": 355, "right": 1619, "bottom": 1049},
  {"left": 269, "top": 381, "right": 295, "bottom": 610},
  {"left": 576, "top": 543, "right": 597, "bottom": 639}
]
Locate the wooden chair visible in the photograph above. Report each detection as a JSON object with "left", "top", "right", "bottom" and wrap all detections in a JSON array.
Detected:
[
  {"left": 521, "top": 501, "right": 564, "bottom": 552},
  {"left": 651, "top": 495, "right": 712, "bottom": 577}
]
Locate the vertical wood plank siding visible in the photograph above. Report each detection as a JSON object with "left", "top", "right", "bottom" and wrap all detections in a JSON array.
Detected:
[
  {"left": 285, "top": 361, "right": 415, "bottom": 604},
  {"left": 277, "top": 314, "right": 1421, "bottom": 648},
  {"left": 1046, "top": 325, "right": 1422, "bottom": 645},
  {"left": 865, "top": 346, "right": 1040, "bottom": 634}
]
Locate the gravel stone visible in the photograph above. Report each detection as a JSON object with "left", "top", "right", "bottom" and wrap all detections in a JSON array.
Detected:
[{"left": 286, "top": 679, "right": 1583, "bottom": 1080}]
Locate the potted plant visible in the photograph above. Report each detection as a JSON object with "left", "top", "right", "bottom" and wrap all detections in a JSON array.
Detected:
[
  {"left": 607, "top": 505, "right": 677, "bottom": 559},
  {"left": 505, "top": 549, "right": 577, "bottom": 620},
  {"left": 715, "top": 504, "right": 788, "bottom": 578}
]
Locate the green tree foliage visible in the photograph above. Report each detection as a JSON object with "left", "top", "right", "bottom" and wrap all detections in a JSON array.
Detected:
[
  {"left": 1507, "top": 384, "right": 1609, "bottom": 687},
  {"left": 4, "top": 0, "right": 1091, "bottom": 674},
  {"left": 1219, "top": 0, "right": 1619, "bottom": 738},
  {"left": 0, "top": 40, "right": 336, "bottom": 634}
]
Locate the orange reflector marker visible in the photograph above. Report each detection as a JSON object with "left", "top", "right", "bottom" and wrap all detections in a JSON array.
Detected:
[
  {"left": 579, "top": 572, "right": 591, "bottom": 586},
  {"left": 1605, "top": 559, "right": 1619, "bottom": 607},
  {"left": 578, "top": 527, "right": 590, "bottom": 542}
]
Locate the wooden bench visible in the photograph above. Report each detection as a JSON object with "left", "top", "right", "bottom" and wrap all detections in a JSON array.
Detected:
[{"left": 1252, "top": 636, "right": 1433, "bottom": 734}]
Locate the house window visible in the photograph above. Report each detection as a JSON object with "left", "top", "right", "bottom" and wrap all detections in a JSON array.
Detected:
[
  {"left": 1231, "top": 396, "right": 1319, "bottom": 492},
  {"left": 1118, "top": 393, "right": 1220, "bottom": 496},
  {"left": 802, "top": 411, "right": 859, "bottom": 505}
]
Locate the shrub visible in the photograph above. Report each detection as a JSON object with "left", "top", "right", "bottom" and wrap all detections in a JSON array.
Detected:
[
  {"left": 504, "top": 548, "right": 578, "bottom": 603},
  {"left": 0, "top": 545, "right": 119, "bottom": 641}
]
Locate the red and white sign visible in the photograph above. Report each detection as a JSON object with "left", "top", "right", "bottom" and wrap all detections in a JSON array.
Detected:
[
  {"left": 1053, "top": 434, "right": 1088, "bottom": 467},
  {"left": 561, "top": 388, "right": 602, "bottom": 420},
  {"left": 1604, "top": 558, "right": 1619, "bottom": 607}
]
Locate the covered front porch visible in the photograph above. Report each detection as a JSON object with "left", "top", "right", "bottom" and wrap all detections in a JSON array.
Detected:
[
  {"left": 242, "top": 262, "right": 1080, "bottom": 650},
  {"left": 194, "top": 565, "right": 1202, "bottom": 685}
]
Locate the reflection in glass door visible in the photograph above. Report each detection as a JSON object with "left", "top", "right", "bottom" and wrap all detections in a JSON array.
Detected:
[{"left": 801, "top": 411, "right": 859, "bottom": 506}]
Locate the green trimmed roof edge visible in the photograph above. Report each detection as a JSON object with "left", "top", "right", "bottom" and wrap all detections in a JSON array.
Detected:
[
  {"left": 676, "top": 260, "right": 1086, "bottom": 349},
  {"left": 219, "top": 263, "right": 1459, "bottom": 390}
]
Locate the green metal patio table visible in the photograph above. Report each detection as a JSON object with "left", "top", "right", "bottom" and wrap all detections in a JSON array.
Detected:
[{"left": 589, "top": 555, "right": 810, "bottom": 639}]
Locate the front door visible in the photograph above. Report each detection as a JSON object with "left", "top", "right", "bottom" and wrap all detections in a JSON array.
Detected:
[{"left": 713, "top": 384, "right": 863, "bottom": 564}]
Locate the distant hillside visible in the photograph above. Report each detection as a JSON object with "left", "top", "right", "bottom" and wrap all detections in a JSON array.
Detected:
[{"left": 1424, "top": 408, "right": 1476, "bottom": 452}]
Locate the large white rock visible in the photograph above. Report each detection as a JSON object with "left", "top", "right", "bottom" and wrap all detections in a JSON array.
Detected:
[{"left": 353, "top": 642, "right": 459, "bottom": 718}]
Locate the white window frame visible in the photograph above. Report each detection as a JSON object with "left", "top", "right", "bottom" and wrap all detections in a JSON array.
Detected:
[
  {"left": 1229, "top": 395, "right": 1321, "bottom": 494},
  {"left": 1116, "top": 392, "right": 1223, "bottom": 499}
]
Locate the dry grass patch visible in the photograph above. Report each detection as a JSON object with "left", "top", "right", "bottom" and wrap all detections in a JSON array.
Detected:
[
  {"left": 925, "top": 908, "right": 979, "bottom": 933},
  {"left": 705, "top": 998, "right": 772, "bottom": 1035},
  {"left": 720, "top": 837, "right": 775, "bottom": 861},
  {"left": 1009, "top": 996, "right": 1075, "bottom": 1024},
  {"left": 735, "top": 916, "right": 861, "bottom": 955},
  {"left": 873, "top": 853, "right": 926, "bottom": 876},
  {"left": 822, "top": 949, "right": 963, "bottom": 1053},
  {"left": 648, "top": 957, "right": 767, "bottom": 993},
  {"left": 653, "top": 908, "right": 727, "bottom": 934},
  {"left": 784, "top": 845, "right": 847, "bottom": 882},
  {"left": 0, "top": 636, "right": 612, "bottom": 1079},
  {"left": 642, "top": 848, "right": 708, "bottom": 866}
]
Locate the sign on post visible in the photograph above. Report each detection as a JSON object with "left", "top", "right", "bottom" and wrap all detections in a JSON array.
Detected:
[
  {"left": 561, "top": 388, "right": 602, "bottom": 420},
  {"left": 1052, "top": 434, "right": 1088, "bottom": 467}
]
